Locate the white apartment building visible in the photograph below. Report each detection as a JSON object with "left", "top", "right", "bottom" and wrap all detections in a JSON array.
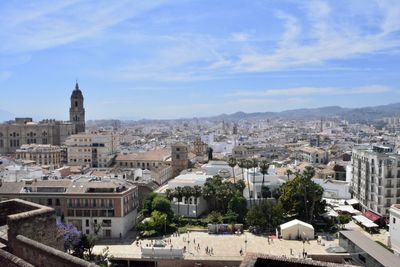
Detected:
[
  {"left": 65, "top": 131, "right": 119, "bottom": 168},
  {"left": 389, "top": 204, "right": 400, "bottom": 255},
  {"left": 156, "top": 172, "right": 212, "bottom": 217},
  {"left": 351, "top": 145, "right": 400, "bottom": 221}
]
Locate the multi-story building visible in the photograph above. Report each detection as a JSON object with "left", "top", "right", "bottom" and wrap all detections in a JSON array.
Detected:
[
  {"left": 65, "top": 131, "right": 119, "bottom": 168},
  {"left": 389, "top": 204, "right": 400, "bottom": 255},
  {"left": 351, "top": 145, "right": 400, "bottom": 221},
  {"left": 15, "top": 144, "right": 63, "bottom": 167},
  {"left": 0, "top": 179, "right": 139, "bottom": 238},
  {"left": 0, "top": 82, "right": 86, "bottom": 154},
  {"left": 296, "top": 146, "right": 328, "bottom": 164},
  {"left": 115, "top": 148, "right": 174, "bottom": 184}
]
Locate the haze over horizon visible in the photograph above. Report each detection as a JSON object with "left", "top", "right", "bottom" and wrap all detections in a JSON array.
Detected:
[{"left": 1, "top": 0, "right": 400, "bottom": 120}]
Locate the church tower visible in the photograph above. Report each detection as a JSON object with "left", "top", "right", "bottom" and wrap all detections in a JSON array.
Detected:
[{"left": 69, "top": 82, "right": 85, "bottom": 133}]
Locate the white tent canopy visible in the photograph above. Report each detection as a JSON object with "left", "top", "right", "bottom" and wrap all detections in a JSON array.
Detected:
[
  {"left": 280, "top": 219, "right": 314, "bottom": 240},
  {"left": 352, "top": 215, "right": 378, "bottom": 228}
]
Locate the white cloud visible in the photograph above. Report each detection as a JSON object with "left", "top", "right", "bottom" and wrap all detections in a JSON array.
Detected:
[{"left": 0, "top": 0, "right": 167, "bottom": 53}]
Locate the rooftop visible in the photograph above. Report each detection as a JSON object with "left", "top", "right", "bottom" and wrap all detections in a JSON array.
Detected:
[{"left": 339, "top": 230, "right": 398, "bottom": 267}]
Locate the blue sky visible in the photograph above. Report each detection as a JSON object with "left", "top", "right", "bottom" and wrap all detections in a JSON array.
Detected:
[{"left": 0, "top": 0, "right": 400, "bottom": 120}]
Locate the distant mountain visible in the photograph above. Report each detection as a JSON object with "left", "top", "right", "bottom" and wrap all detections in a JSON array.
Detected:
[
  {"left": 203, "top": 103, "right": 400, "bottom": 122},
  {"left": 0, "top": 109, "right": 15, "bottom": 123}
]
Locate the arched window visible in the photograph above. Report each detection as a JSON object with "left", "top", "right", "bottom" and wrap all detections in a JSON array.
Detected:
[{"left": 75, "top": 101, "right": 78, "bottom": 107}]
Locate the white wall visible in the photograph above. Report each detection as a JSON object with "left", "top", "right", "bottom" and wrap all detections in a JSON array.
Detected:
[{"left": 389, "top": 206, "right": 400, "bottom": 255}]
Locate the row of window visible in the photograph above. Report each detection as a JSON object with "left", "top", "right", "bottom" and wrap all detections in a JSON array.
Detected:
[
  {"left": 67, "top": 198, "right": 114, "bottom": 208},
  {"left": 67, "top": 209, "right": 115, "bottom": 217}
]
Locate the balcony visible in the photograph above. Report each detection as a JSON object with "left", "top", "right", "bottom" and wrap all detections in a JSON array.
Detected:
[
  {"left": 385, "top": 194, "right": 394, "bottom": 198},
  {"left": 385, "top": 184, "right": 394, "bottom": 188}
]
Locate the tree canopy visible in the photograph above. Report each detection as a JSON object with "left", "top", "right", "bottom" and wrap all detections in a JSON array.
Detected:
[{"left": 278, "top": 167, "right": 325, "bottom": 223}]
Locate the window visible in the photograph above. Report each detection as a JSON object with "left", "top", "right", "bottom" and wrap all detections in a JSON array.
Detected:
[
  {"left": 393, "top": 218, "right": 396, "bottom": 224},
  {"left": 86, "top": 219, "right": 89, "bottom": 227},
  {"left": 86, "top": 229, "right": 90, "bottom": 235},
  {"left": 102, "top": 219, "right": 112, "bottom": 227},
  {"left": 47, "top": 199, "right": 52, "bottom": 206}
]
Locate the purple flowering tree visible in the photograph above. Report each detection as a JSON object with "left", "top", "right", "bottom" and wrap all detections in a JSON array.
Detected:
[{"left": 56, "top": 218, "right": 82, "bottom": 256}]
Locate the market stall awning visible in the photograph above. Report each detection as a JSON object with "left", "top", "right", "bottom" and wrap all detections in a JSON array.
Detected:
[
  {"left": 353, "top": 215, "right": 379, "bottom": 228},
  {"left": 363, "top": 211, "right": 381, "bottom": 222}
]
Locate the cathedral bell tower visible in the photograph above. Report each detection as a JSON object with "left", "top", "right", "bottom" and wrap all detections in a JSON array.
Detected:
[{"left": 69, "top": 82, "right": 85, "bottom": 133}]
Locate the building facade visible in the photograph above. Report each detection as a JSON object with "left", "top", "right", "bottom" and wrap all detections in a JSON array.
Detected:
[
  {"left": 0, "top": 179, "right": 139, "bottom": 238},
  {"left": 0, "top": 82, "right": 86, "bottom": 154},
  {"left": 65, "top": 131, "right": 119, "bottom": 168},
  {"left": 351, "top": 145, "right": 400, "bottom": 221},
  {"left": 15, "top": 144, "right": 63, "bottom": 167},
  {"left": 389, "top": 204, "right": 400, "bottom": 255}
]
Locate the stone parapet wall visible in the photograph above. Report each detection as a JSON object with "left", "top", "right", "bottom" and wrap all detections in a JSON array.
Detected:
[
  {"left": 4, "top": 199, "right": 63, "bottom": 251},
  {"left": 0, "top": 249, "right": 35, "bottom": 267},
  {"left": 14, "top": 235, "right": 97, "bottom": 267}
]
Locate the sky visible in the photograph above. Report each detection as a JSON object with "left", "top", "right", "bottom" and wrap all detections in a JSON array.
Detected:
[{"left": 0, "top": 0, "right": 400, "bottom": 120}]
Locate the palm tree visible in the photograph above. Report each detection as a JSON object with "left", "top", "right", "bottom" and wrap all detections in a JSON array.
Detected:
[
  {"left": 244, "top": 159, "right": 253, "bottom": 208},
  {"left": 182, "top": 186, "right": 193, "bottom": 217},
  {"left": 175, "top": 186, "right": 183, "bottom": 216},
  {"left": 228, "top": 157, "right": 237, "bottom": 184},
  {"left": 259, "top": 160, "right": 269, "bottom": 197},
  {"left": 238, "top": 159, "right": 246, "bottom": 183},
  {"left": 251, "top": 158, "right": 259, "bottom": 204},
  {"left": 192, "top": 185, "right": 202, "bottom": 217},
  {"left": 165, "top": 189, "right": 173, "bottom": 201}
]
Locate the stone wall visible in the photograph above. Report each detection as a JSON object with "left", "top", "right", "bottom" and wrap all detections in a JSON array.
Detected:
[
  {"left": 0, "top": 249, "right": 35, "bottom": 267},
  {"left": 14, "top": 235, "right": 96, "bottom": 267},
  {"left": 0, "top": 199, "right": 37, "bottom": 225},
  {"left": 0, "top": 199, "right": 98, "bottom": 267},
  {"left": 5, "top": 199, "right": 63, "bottom": 251}
]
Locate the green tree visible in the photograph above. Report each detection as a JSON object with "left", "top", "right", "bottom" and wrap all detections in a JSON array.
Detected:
[
  {"left": 228, "top": 192, "right": 247, "bottom": 222},
  {"left": 261, "top": 186, "right": 271, "bottom": 199},
  {"left": 251, "top": 158, "right": 259, "bottom": 204},
  {"left": 244, "top": 159, "right": 253, "bottom": 207},
  {"left": 207, "top": 211, "right": 223, "bottom": 224},
  {"left": 165, "top": 189, "right": 173, "bottom": 201},
  {"left": 228, "top": 157, "right": 237, "bottom": 184},
  {"left": 235, "top": 179, "right": 246, "bottom": 194},
  {"left": 259, "top": 160, "right": 269, "bottom": 197},
  {"left": 246, "top": 205, "right": 266, "bottom": 229},
  {"left": 143, "top": 192, "right": 157, "bottom": 216},
  {"left": 279, "top": 167, "right": 325, "bottom": 223},
  {"left": 337, "top": 214, "right": 351, "bottom": 229},
  {"left": 80, "top": 234, "right": 96, "bottom": 261},
  {"left": 223, "top": 211, "right": 238, "bottom": 224},
  {"left": 246, "top": 200, "right": 284, "bottom": 232},
  {"left": 152, "top": 195, "right": 173, "bottom": 220}
]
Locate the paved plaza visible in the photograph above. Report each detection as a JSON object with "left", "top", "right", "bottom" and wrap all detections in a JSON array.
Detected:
[{"left": 93, "top": 230, "right": 340, "bottom": 261}]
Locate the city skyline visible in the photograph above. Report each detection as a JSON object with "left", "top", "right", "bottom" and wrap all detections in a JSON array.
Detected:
[{"left": 1, "top": 0, "right": 400, "bottom": 120}]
